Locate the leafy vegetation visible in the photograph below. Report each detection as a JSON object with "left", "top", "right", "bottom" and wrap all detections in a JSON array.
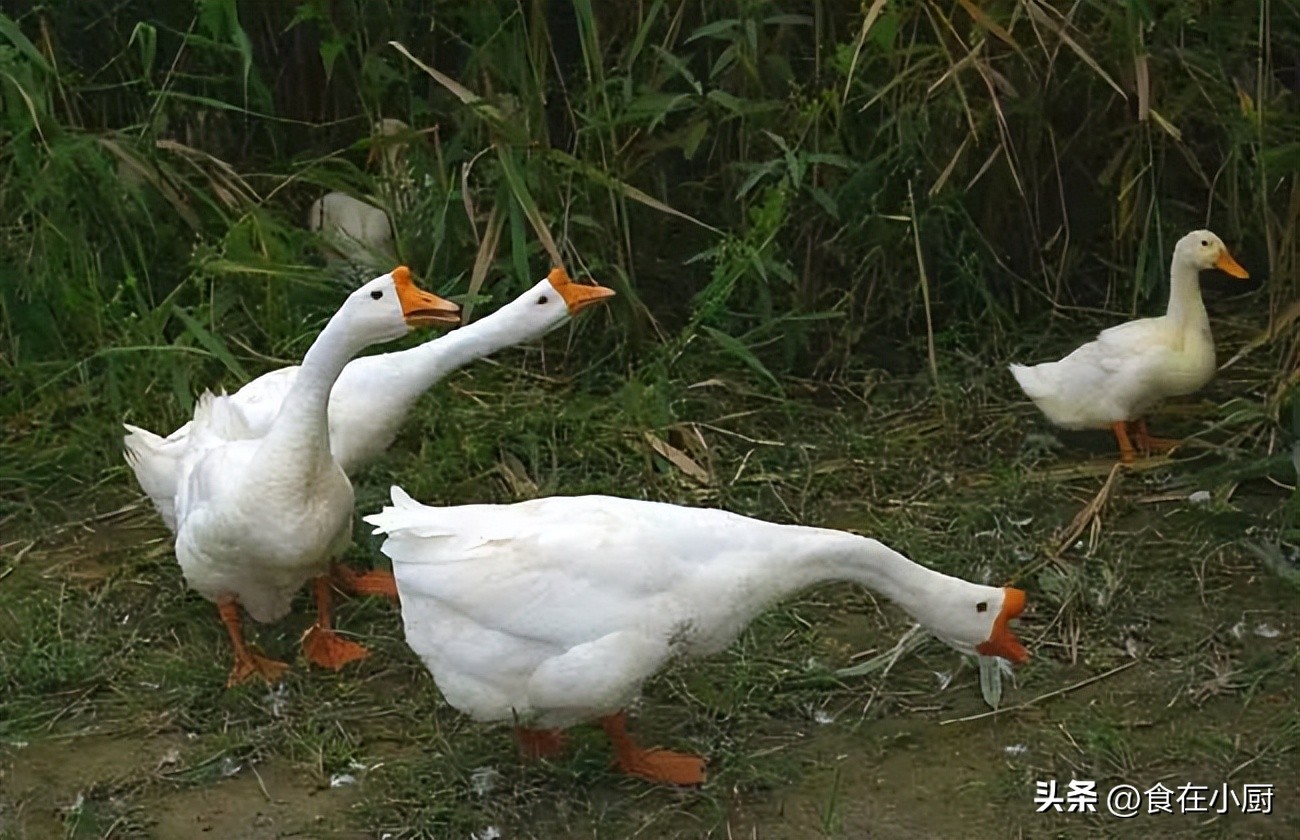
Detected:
[{"left": 1, "top": 0, "right": 1296, "bottom": 512}]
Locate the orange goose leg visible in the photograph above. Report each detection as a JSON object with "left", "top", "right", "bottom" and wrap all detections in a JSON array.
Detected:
[
  {"left": 1110, "top": 421, "right": 1138, "bottom": 464},
  {"left": 301, "top": 576, "right": 370, "bottom": 670},
  {"left": 330, "top": 561, "right": 399, "bottom": 601},
  {"left": 217, "top": 597, "right": 289, "bottom": 687},
  {"left": 599, "top": 711, "right": 706, "bottom": 786},
  {"left": 1131, "top": 418, "right": 1180, "bottom": 455}
]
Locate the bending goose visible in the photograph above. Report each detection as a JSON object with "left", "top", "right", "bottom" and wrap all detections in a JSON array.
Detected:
[
  {"left": 173, "top": 271, "right": 459, "bottom": 685},
  {"left": 1010, "top": 229, "right": 1249, "bottom": 462},
  {"left": 364, "top": 489, "right": 1030, "bottom": 786},
  {"left": 124, "top": 267, "right": 614, "bottom": 537}
]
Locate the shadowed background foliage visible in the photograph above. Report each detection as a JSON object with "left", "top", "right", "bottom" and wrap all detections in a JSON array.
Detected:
[{"left": 1, "top": 0, "right": 1297, "bottom": 510}]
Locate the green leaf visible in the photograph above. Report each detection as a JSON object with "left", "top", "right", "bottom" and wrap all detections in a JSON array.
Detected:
[
  {"left": 624, "top": 91, "right": 693, "bottom": 125},
  {"left": 763, "top": 14, "right": 814, "bottom": 26},
  {"left": 128, "top": 22, "right": 157, "bottom": 80},
  {"left": 702, "top": 326, "right": 781, "bottom": 391},
  {"left": 705, "top": 89, "right": 746, "bottom": 115},
  {"left": 319, "top": 38, "right": 346, "bottom": 82},
  {"left": 508, "top": 195, "right": 530, "bottom": 286},
  {"left": 0, "top": 13, "right": 52, "bottom": 73},
  {"left": 625, "top": 0, "right": 664, "bottom": 70},
  {"left": 549, "top": 149, "right": 721, "bottom": 233},
  {"left": 171, "top": 305, "right": 249, "bottom": 381},
  {"left": 686, "top": 19, "right": 740, "bottom": 44},
  {"left": 651, "top": 45, "right": 702, "bottom": 93},
  {"left": 681, "top": 119, "right": 710, "bottom": 160},
  {"left": 495, "top": 145, "right": 562, "bottom": 268}
]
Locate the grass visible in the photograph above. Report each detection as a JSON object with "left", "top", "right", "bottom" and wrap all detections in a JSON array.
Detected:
[{"left": 2, "top": 312, "right": 1298, "bottom": 838}]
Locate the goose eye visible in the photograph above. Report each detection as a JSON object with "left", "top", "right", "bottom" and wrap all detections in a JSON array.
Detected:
[
  {"left": 537, "top": 295, "right": 549, "bottom": 305},
  {"left": 976, "top": 601, "right": 989, "bottom": 613},
  {"left": 1200, "top": 240, "right": 1209, "bottom": 247},
  {"left": 371, "top": 290, "right": 384, "bottom": 300}
]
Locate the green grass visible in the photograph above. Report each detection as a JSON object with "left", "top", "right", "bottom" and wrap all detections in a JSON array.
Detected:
[{"left": 2, "top": 328, "right": 1297, "bottom": 838}]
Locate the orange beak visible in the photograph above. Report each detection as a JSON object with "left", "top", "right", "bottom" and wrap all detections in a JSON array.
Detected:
[
  {"left": 392, "top": 266, "right": 461, "bottom": 327},
  {"left": 975, "top": 587, "right": 1030, "bottom": 664},
  {"left": 547, "top": 266, "right": 616, "bottom": 315},
  {"left": 1214, "top": 249, "right": 1250, "bottom": 279}
]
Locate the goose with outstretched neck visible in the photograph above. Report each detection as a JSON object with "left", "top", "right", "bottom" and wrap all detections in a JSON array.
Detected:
[
  {"left": 125, "top": 267, "right": 614, "bottom": 544},
  {"left": 365, "top": 489, "right": 1030, "bottom": 785}
]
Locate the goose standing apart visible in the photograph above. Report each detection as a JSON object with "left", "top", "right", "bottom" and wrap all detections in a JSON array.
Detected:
[
  {"left": 1009, "top": 230, "right": 1250, "bottom": 462},
  {"left": 307, "top": 120, "right": 412, "bottom": 268},
  {"left": 364, "top": 489, "right": 1030, "bottom": 786},
  {"left": 307, "top": 193, "right": 396, "bottom": 267},
  {"left": 124, "top": 267, "right": 614, "bottom": 555},
  {"left": 173, "top": 271, "right": 460, "bottom": 685}
]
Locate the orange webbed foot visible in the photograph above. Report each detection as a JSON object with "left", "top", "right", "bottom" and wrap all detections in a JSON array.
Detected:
[
  {"left": 301, "top": 624, "right": 370, "bottom": 671},
  {"left": 599, "top": 711, "right": 707, "bottom": 786},
  {"left": 514, "top": 727, "right": 569, "bottom": 760},
  {"left": 218, "top": 598, "right": 289, "bottom": 687},
  {"left": 227, "top": 650, "right": 290, "bottom": 687},
  {"left": 1131, "top": 419, "right": 1181, "bottom": 456},
  {"left": 614, "top": 747, "right": 707, "bottom": 786},
  {"left": 331, "top": 563, "right": 400, "bottom": 602}
]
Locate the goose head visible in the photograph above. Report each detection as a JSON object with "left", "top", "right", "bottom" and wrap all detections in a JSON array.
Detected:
[
  {"left": 367, "top": 118, "right": 418, "bottom": 169},
  {"left": 340, "top": 267, "right": 461, "bottom": 346},
  {"left": 491, "top": 267, "right": 616, "bottom": 337},
  {"left": 928, "top": 585, "right": 1030, "bottom": 664},
  {"left": 1176, "top": 230, "right": 1249, "bottom": 279}
]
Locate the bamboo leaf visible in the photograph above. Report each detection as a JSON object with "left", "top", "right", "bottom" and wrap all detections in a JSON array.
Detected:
[
  {"left": 842, "top": 0, "right": 890, "bottom": 105},
  {"left": 686, "top": 18, "right": 739, "bottom": 44},
  {"left": 701, "top": 326, "right": 781, "bottom": 391},
  {"left": 644, "top": 432, "right": 711, "bottom": 485},
  {"left": 0, "top": 13, "right": 53, "bottom": 73},
  {"left": 388, "top": 40, "right": 517, "bottom": 138},
  {"left": 494, "top": 144, "right": 562, "bottom": 268},
  {"left": 170, "top": 305, "right": 249, "bottom": 380},
  {"left": 549, "top": 149, "right": 721, "bottom": 233}
]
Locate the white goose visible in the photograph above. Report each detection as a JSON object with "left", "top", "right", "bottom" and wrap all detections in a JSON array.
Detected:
[
  {"left": 1010, "top": 229, "right": 1249, "bottom": 461},
  {"left": 306, "top": 119, "right": 417, "bottom": 267},
  {"left": 124, "top": 267, "right": 615, "bottom": 544},
  {"left": 364, "top": 489, "right": 1030, "bottom": 786},
  {"left": 173, "top": 271, "right": 459, "bottom": 685}
]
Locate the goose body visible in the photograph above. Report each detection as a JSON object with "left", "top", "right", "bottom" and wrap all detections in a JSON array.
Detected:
[
  {"left": 365, "top": 488, "right": 1028, "bottom": 783},
  {"left": 170, "top": 269, "right": 460, "bottom": 684},
  {"left": 124, "top": 268, "right": 614, "bottom": 531},
  {"left": 1009, "top": 230, "right": 1249, "bottom": 460},
  {"left": 308, "top": 192, "right": 396, "bottom": 266},
  {"left": 306, "top": 119, "right": 416, "bottom": 267},
  {"left": 175, "top": 392, "right": 353, "bottom": 624}
]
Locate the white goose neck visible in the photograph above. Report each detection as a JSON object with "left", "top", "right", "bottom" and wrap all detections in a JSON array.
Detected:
[
  {"left": 1165, "top": 251, "right": 1208, "bottom": 332},
  {"left": 261, "top": 312, "right": 367, "bottom": 458},
  {"left": 761, "top": 528, "right": 997, "bottom": 630},
  {"left": 382, "top": 300, "right": 550, "bottom": 401}
]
